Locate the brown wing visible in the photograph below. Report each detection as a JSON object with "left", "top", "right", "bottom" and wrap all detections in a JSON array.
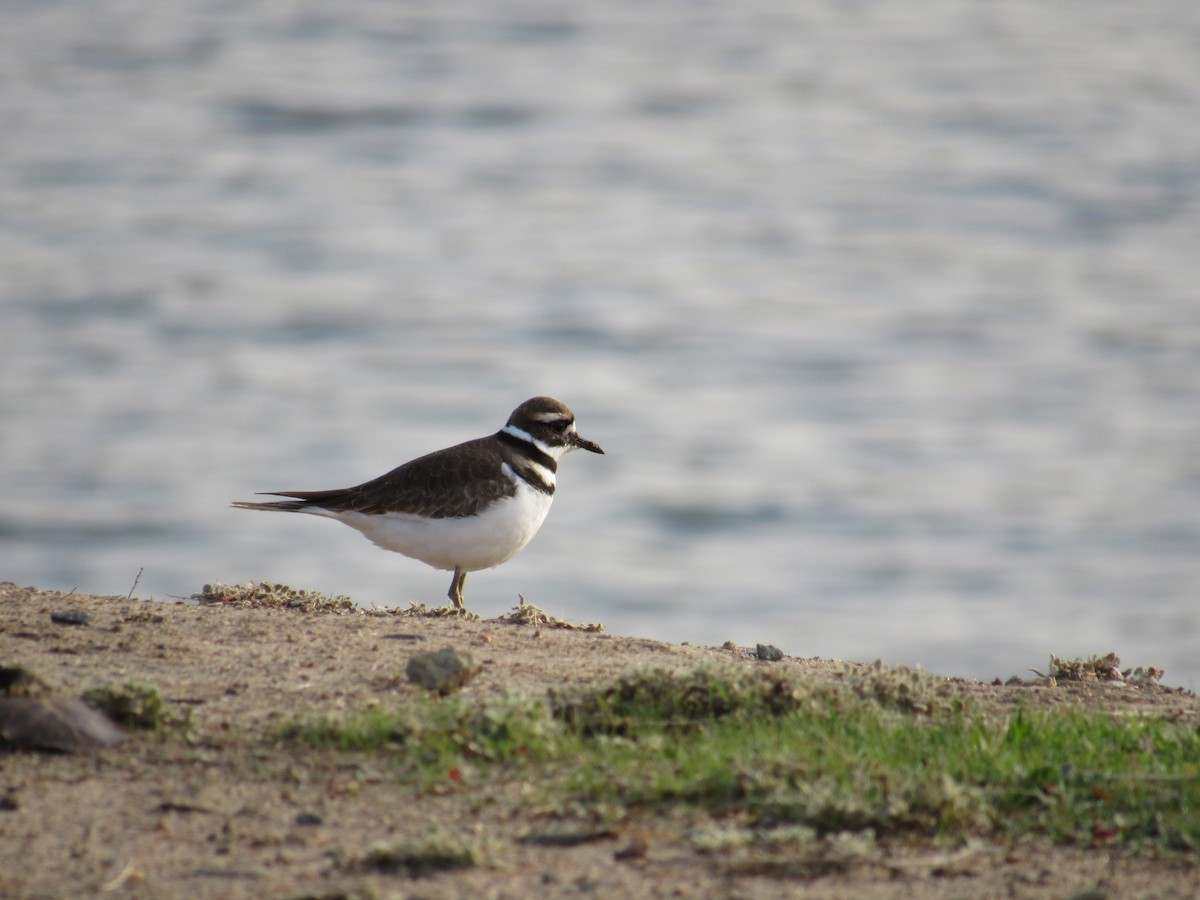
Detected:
[{"left": 254, "top": 436, "right": 516, "bottom": 519}]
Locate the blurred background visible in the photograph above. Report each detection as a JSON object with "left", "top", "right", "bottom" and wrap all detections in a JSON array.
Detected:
[{"left": 3, "top": 2, "right": 1198, "bottom": 687}]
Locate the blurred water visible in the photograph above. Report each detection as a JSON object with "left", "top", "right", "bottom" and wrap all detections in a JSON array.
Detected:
[{"left": 3, "top": 2, "right": 1199, "bottom": 687}]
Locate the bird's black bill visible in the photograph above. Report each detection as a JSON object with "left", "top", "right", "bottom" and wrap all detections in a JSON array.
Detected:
[{"left": 572, "top": 434, "right": 605, "bottom": 454}]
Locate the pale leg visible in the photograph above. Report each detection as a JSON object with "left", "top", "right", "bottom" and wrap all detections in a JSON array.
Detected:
[{"left": 447, "top": 568, "right": 467, "bottom": 609}]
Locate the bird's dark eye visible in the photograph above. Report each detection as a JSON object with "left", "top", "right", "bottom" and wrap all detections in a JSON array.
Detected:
[{"left": 548, "top": 419, "right": 570, "bottom": 433}]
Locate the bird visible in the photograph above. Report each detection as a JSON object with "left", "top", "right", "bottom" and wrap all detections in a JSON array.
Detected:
[{"left": 232, "top": 397, "right": 604, "bottom": 610}]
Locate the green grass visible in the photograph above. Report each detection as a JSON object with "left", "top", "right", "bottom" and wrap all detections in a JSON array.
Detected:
[
  {"left": 277, "top": 665, "right": 1200, "bottom": 852},
  {"left": 82, "top": 681, "right": 166, "bottom": 730},
  {"left": 276, "top": 695, "right": 558, "bottom": 774}
]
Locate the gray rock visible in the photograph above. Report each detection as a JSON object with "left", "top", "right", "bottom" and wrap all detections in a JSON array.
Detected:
[
  {"left": 755, "top": 643, "right": 784, "bottom": 662},
  {"left": 50, "top": 610, "right": 91, "bottom": 626},
  {"left": 0, "top": 698, "right": 124, "bottom": 752},
  {"left": 406, "top": 646, "right": 481, "bottom": 695}
]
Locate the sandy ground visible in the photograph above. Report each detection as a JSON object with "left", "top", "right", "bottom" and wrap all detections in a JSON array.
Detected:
[{"left": 1, "top": 581, "right": 1197, "bottom": 899}]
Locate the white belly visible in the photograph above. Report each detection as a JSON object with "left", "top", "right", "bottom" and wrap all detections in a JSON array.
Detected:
[{"left": 314, "top": 484, "right": 554, "bottom": 573}]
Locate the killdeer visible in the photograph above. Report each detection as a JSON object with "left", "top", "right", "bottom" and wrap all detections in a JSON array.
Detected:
[{"left": 232, "top": 397, "right": 604, "bottom": 610}]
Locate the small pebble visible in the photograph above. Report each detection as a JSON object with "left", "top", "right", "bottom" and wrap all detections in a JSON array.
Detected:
[
  {"left": 51, "top": 610, "right": 91, "bottom": 626},
  {"left": 755, "top": 643, "right": 784, "bottom": 662}
]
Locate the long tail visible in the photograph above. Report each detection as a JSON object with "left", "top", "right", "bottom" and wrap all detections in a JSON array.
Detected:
[
  {"left": 231, "top": 489, "right": 352, "bottom": 513},
  {"left": 231, "top": 498, "right": 310, "bottom": 513}
]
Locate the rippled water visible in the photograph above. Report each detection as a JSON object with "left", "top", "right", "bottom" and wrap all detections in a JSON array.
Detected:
[{"left": 3, "top": 2, "right": 1199, "bottom": 686}]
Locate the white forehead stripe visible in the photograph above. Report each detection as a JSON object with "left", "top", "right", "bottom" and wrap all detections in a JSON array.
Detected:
[{"left": 532, "top": 411, "right": 571, "bottom": 423}]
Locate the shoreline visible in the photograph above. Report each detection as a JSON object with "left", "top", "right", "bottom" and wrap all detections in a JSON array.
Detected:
[{"left": 2, "top": 581, "right": 1197, "bottom": 899}]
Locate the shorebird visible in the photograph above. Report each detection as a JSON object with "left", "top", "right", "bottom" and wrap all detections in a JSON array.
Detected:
[{"left": 232, "top": 397, "right": 604, "bottom": 610}]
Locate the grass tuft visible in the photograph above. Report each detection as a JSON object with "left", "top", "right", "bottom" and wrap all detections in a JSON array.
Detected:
[
  {"left": 354, "top": 826, "right": 481, "bottom": 875},
  {"left": 82, "top": 682, "right": 166, "bottom": 730},
  {"left": 549, "top": 664, "right": 822, "bottom": 735},
  {"left": 195, "top": 582, "right": 355, "bottom": 614},
  {"left": 1033, "top": 652, "right": 1165, "bottom": 685},
  {"left": 842, "top": 660, "right": 968, "bottom": 715}
]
